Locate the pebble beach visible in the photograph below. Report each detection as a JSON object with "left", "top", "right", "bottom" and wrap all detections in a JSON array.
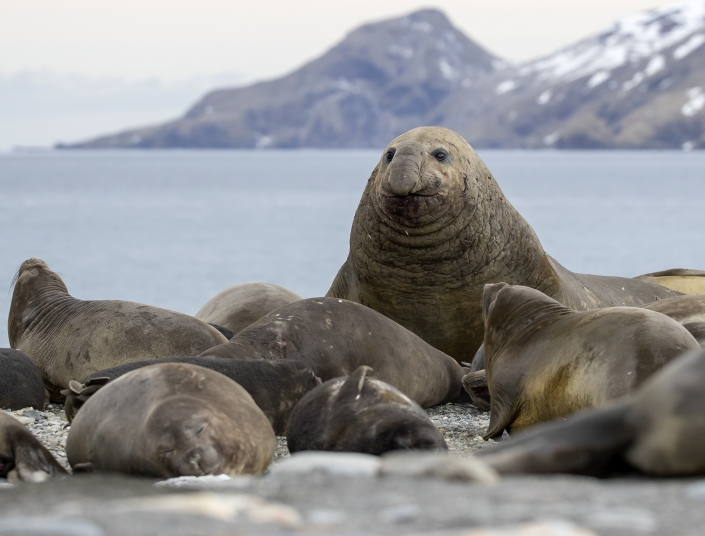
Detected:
[{"left": 4, "top": 402, "right": 496, "bottom": 476}]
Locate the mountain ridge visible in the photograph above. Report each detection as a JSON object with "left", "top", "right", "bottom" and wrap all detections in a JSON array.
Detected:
[{"left": 66, "top": 1, "right": 705, "bottom": 150}]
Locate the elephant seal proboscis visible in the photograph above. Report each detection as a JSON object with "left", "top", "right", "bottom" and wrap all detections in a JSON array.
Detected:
[
  {"left": 0, "top": 348, "right": 45, "bottom": 411},
  {"left": 286, "top": 366, "right": 446, "bottom": 455},
  {"left": 635, "top": 269, "right": 705, "bottom": 295},
  {"left": 66, "top": 362, "right": 276, "bottom": 477},
  {"left": 8, "top": 258, "right": 228, "bottom": 400},
  {"left": 326, "top": 126, "right": 685, "bottom": 363},
  {"left": 478, "top": 349, "right": 705, "bottom": 477},
  {"left": 642, "top": 294, "right": 705, "bottom": 347},
  {"left": 196, "top": 282, "right": 302, "bottom": 334},
  {"left": 0, "top": 411, "right": 66, "bottom": 483},
  {"left": 200, "top": 297, "right": 466, "bottom": 408},
  {"left": 63, "top": 357, "right": 319, "bottom": 434},
  {"left": 475, "top": 283, "right": 699, "bottom": 438}
]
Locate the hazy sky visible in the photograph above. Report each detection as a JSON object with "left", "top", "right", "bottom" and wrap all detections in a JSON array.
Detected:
[{"left": 2, "top": 0, "right": 677, "bottom": 82}]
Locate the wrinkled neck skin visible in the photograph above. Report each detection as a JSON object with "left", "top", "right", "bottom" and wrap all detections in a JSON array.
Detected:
[{"left": 8, "top": 263, "right": 74, "bottom": 348}]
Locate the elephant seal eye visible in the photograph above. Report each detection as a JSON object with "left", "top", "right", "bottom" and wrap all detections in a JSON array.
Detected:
[
  {"left": 433, "top": 151, "right": 447, "bottom": 162},
  {"left": 385, "top": 150, "right": 395, "bottom": 163}
]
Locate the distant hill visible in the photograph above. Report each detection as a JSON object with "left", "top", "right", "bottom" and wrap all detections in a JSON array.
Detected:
[
  {"left": 68, "top": 10, "right": 499, "bottom": 149},
  {"left": 66, "top": 1, "right": 705, "bottom": 149}
]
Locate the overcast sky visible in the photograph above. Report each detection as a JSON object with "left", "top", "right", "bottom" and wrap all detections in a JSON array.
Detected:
[{"left": 2, "top": 0, "right": 678, "bottom": 82}]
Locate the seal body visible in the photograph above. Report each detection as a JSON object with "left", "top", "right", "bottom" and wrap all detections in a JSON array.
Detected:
[
  {"left": 286, "top": 366, "right": 446, "bottom": 455},
  {"left": 196, "top": 282, "right": 302, "bottom": 334},
  {"left": 635, "top": 269, "right": 705, "bottom": 295},
  {"left": 479, "top": 349, "right": 705, "bottom": 477},
  {"left": 478, "top": 283, "right": 699, "bottom": 438},
  {"left": 643, "top": 294, "right": 705, "bottom": 346},
  {"left": 327, "top": 126, "right": 682, "bottom": 363},
  {"left": 8, "top": 258, "right": 228, "bottom": 399},
  {"left": 64, "top": 357, "right": 319, "bottom": 434},
  {"left": 66, "top": 362, "right": 276, "bottom": 477},
  {"left": 0, "top": 348, "right": 45, "bottom": 411},
  {"left": 0, "top": 411, "right": 66, "bottom": 483},
  {"left": 200, "top": 297, "right": 465, "bottom": 408}
]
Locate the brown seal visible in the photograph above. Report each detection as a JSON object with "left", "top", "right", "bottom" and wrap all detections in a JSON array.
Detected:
[
  {"left": 0, "top": 411, "right": 66, "bottom": 483},
  {"left": 66, "top": 362, "right": 276, "bottom": 477},
  {"left": 286, "top": 366, "right": 446, "bottom": 455},
  {"left": 634, "top": 269, "right": 705, "bottom": 295},
  {"left": 0, "top": 348, "right": 45, "bottom": 411},
  {"left": 479, "top": 349, "right": 705, "bottom": 477},
  {"left": 326, "top": 126, "right": 684, "bottom": 363},
  {"left": 63, "top": 357, "right": 319, "bottom": 434},
  {"left": 8, "top": 258, "right": 227, "bottom": 400},
  {"left": 475, "top": 283, "right": 699, "bottom": 438},
  {"left": 196, "top": 282, "right": 302, "bottom": 334},
  {"left": 200, "top": 297, "right": 466, "bottom": 408},
  {"left": 642, "top": 294, "right": 705, "bottom": 346}
]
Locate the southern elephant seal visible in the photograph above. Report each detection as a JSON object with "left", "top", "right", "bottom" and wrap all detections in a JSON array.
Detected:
[
  {"left": 196, "top": 282, "right": 302, "bottom": 334},
  {"left": 479, "top": 349, "right": 705, "bottom": 477},
  {"left": 475, "top": 283, "right": 699, "bottom": 438},
  {"left": 200, "top": 297, "right": 466, "bottom": 408},
  {"left": 8, "top": 258, "right": 227, "bottom": 400},
  {"left": 635, "top": 269, "right": 705, "bottom": 295},
  {"left": 286, "top": 366, "right": 446, "bottom": 455},
  {"left": 0, "top": 348, "right": 45, "bottom": 411},
  {"left": 66, "top": 362, "right": 276, "bottom": 477},
  {"left": 326, "top": 126, "right": 683, "bottom": 363},
  {"left": 0, "top": 411, "right": 66, "bottom": 483},
  {"left": 63, "top": 357, "right": 319, "bottom": 434},
  {"left": 642, "top": 294, "right": 705, "bottom": 347}
]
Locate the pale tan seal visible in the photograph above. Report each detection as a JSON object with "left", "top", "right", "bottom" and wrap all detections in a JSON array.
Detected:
[
  {"left": 196, "top": 282, "right": 302, "bottom": 334},
  {"left": 479, "top": 349, "right": 705, "bottom": 477},
  {"left": 327, "top": 126, "right": 684, "bottom": 363},
  {"left": 8, "top": 258, "right": 227, "bottom": 400},
  {"left": 66, "top": 362, "right": 276, "bottom": 477},
  {"left": 635, "top": 269, "right": 705, "bottom": 295},
  {"left": 475, "top": 283, "right": 700, "bottom": 438}
]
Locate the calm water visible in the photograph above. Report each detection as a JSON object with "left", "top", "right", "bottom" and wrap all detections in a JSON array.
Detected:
[{"left": 1, "top": 149, "right": 705, "bottom": 347}]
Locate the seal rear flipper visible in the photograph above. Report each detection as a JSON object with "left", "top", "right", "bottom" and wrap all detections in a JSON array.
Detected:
[
  {"left": 11, "top": 441, "right": 67, "bottom": 482},
  {"left": 335, "top": 366, "right": 373, "bottom": 402},
  {"left": 479, "top": 402, "right": 634, "bottom": 477},
  {"left": 63, "top": 377, "right": 111, "bottom": 423}
]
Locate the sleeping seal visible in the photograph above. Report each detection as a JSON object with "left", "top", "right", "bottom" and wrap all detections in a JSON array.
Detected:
[
  {"left": 643, "top": 294, "right": 705, "bottom": 347},
  {"left": 327, "top": 126, "right": 684, "bottom": 362},
  {"left": 479, "top": 349, "right": 705, "bottom": 477},
  {"left": 0, "top": 348, "right": 45, "bottom": 411},
  {"left": 200, "top": 297, "right": 465, "bottom": 408},
  {"left": 66, "top": 362, "right": 276, "bottom": 477},
  {"left": 63, "top": 357, "right": 319, "bottom": 434},
  {"left": 196, "top": 282, "right": 302, "bottom": 334},
  {"left": 8, "top": 258, "right": 227, "bottom": 400},
  {"left": 0, "top": 411, "right": 66, "bottom": 483},
  {"left": 475, "top": 283, "right": 699, "bottom": 438},
  {"left": 286, "top": 366, "right": 446, "bottom": 455}
]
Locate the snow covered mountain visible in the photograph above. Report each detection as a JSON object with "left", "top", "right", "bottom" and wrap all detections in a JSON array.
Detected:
[
  {"left": 69, "top": 1, "right": 705, "bottom": 149},
  {"left": 432, "top": 0, "right": 705, "bottom": 148},
  {"left": 71, "top": 10, "right": 499, "bottom": 149}
]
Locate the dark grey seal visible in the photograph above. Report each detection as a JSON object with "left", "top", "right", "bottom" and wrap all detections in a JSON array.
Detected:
[{"left": 0, "top": 349, "right": 45, "bottom": 411}]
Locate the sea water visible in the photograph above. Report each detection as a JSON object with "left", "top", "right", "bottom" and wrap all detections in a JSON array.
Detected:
[{"left": 1, "top": 149, "right": 704, "bottom": 347}]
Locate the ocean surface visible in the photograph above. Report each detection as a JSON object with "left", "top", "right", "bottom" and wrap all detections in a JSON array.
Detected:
[{"left": 1, "top": 149, "right": 704, "bottom": 348}]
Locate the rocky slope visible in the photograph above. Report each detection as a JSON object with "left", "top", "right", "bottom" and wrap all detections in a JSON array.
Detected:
[
  {"left": 70, "top": 9, "right": 499, "bottom": 149},
  {"left": 68, "top": 1, "right": 705, "bottom": 149}
]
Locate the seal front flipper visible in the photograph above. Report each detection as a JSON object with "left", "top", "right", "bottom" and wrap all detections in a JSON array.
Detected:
[
  {"left": 479, "top": 402, "right": 634, "bottom": 477},
  {"left": 335, "top": 366, "right": 374, "bottom": 402}
]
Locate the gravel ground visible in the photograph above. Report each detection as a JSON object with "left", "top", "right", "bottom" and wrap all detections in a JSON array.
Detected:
[{"left": 5, "top": 401, "right": 497, "bottom": 473}]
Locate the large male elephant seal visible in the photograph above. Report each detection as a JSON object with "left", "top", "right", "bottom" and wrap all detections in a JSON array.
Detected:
[
  {"left": 479, "top": 349, "right": 705, "bottom": 477},
  {"left": 66, "top": 362, "right": 276, "bottom": 477},
  {"left": 287, "top": 366, "right": 446, "bottom": 455},
  {"left": 326, "top": 126, "right": 683, "bottom": 362},
  {"left": 0, "top": 411, "right": 66, "bottom": 483},
  {"left": 0, "top": 349, "right": 45, "bottom": 411},
  {"left": 8, "top": 258, "right": 228, "bottom": 399},
  {"left": 196, "top": 282, "right": 302, "bottom": 334},
  {"left": 200, "top": 297, "right": 465, "bottom": 408},
  {"left": 475, "top": 283, "right": 699, "bottom": 438},
  {"left": 63, "top": 357, "right": 319, "bottom": 434}
]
